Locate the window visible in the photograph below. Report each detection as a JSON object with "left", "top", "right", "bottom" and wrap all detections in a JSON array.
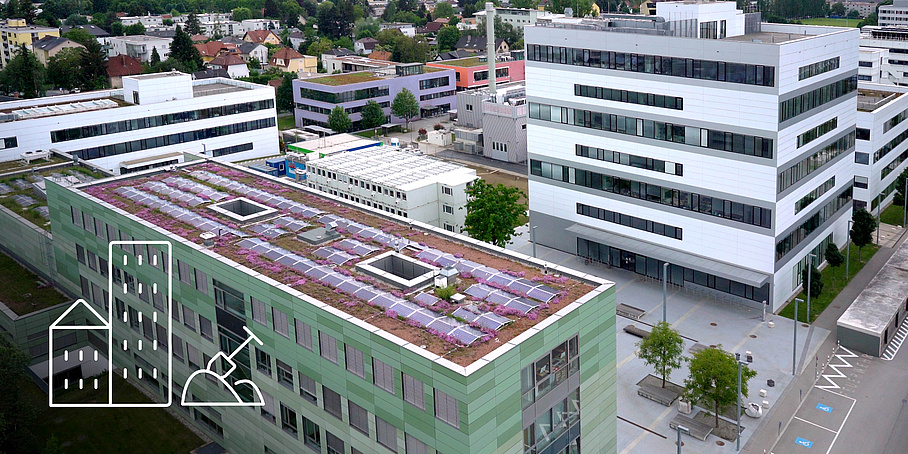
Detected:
[
  {"left": 213, "top": 279, "right": 245, "bottom": 318},
  {"left": 297, "top": 372, "right": 318, "bottom": 405},
  {"left": 779, "top": 75, "right": 857, "bottom": 122},
  {"left": 854, "top": 175, "right": 869, "bottom": 189},
  {"left": 71, "top": 207, "right": 82, "bottom": 227},
  {"left": 373, "top": 358, "right": 394, "bottom": 393},
  {"left": 325, "top": 432, "right": 345, "bottom": 454},
  {"left": 442, "top": 186, "right": 452, "bottom": 196},
  {"left": 261, "top": 391, "right": 276, "bottom": 423},
  {"left": 276, "top": 359, "right": 293, "bottom": 389},
  {"left": 406, "top": 434, "right": 429, "bottom": 454},
  {"left": 375, "top": 416, "right": 398, "bottom": 451},
  {"left": 87, "top": 250, "right": 97, "bottom": 271},
  {"left": 156, "top": 323, "right": 167, "bottom": 348},
  {"left": 521, "top": 335, "right": 580, "bottom": 409},
  {"left": 303, "top": 417, "right": 321, "bottom": 449},
  {"left": 577, "top": 203, "right": 682, "bottom": 240},
  {"left": 272, "top": 308, "right": 289, "bottom": 338},
  {"left": 320, "top": 331, "right": 338, "bottom": 363},
  {"left": 183, "top": 306, "right": 196, "bottom": 331},
  {"left": 323, "top": 386, "right": 343, "bottom": 419},
  {"left": 442, "top": 204, "right": 454, "bottom": 214},
  {"left": 251, "top": 297, "right": 267, "bottom": 326},
  {"left": 402, "top": 372, "right": 425, "bottom": 409},
  {"left": 345, "top": 344, "right": 365, "bottom": 378},
  {"left": 444, "top": 224, "right": 455, "bottom": 232},
  {"left": 76, "top": 244, "right": 85, "bottom": 264},
  {"left": 187, "top": 343, "right": 200, "bottom": 369},
  {"left": 797, "top": 117, "right": 838, "bottom": 148},
  {"left": 349, "top": 400, "right": 369, "bottom": 434},
  {"left": 199, "top": 316, "right": 213, "bottom": 341},
  {"left": 172, "top": 334, "right": 184, "bottom": 362},
  {"left": 194, "top": 269, "right": 208, "bottom": 295},
  {"left": 798, "top": 57, "right": 840, "bottom": 80},
  {"left": 256, "top": 348, "right": 272, "bottom": 376},
  {"left": 857, "top": 128, "right": 870, "bottom": 140},
  {"left": 574, "top": 83, "right": 683, "bottom": 110},
  {"left": 434, "top": 389, "right": 459, "bottom": 428},
  {"left": 295, "top": 319, "right": 312, "bottom": 350},
  {"left": 177, "top": 260, "right": 191, "bottom": 285},
  {"left": 280, "top": 403, "right": 298, "bottom": 437}
]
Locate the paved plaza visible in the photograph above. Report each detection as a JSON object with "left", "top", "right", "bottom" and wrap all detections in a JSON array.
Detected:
[{"left": 506, "top": 225, "right": 829, "bottom": 454}]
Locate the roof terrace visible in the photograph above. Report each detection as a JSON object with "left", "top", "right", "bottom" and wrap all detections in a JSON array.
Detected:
[{"left": 78, "top": 161, "right": 605, "bottom": 366}]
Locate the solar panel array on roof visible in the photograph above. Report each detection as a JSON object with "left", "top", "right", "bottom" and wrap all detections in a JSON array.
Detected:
[
  {"left": 12, "top": 194, "right": 37, "bottom": 207},
  {"left": 11, "top": 179, "right": 31, "bottom": 190},
  {"left": 336, "top": 238, "right": 379, "bottom": 256},
  {"left": 143, "top": 181, "right": 205, "bottom": 207},
  {"left": 0, "top": 183, "right": 12, "bottom": 195},
  {"left": 234, "top": 237, "right": 484, "bottom": 345},
  {"left": 248, "top": 223, "right": 289, "bottom": 239},
  {"left": 321, "top": 217, "right": 415, "bottom": 250},
  {"left": 414, "top": 292, "right": 441, "bottom": 307},
  {"left": 463, "top": 283, "right": 539, "bottom": 314},
  {"left": 273, "top": 216, "right": 309, "bottom": 231},
  {"left": 163, "top": 176, "right": 230, "bottom": 201},
  {"left": 415, "top": 249, "right": 559, "bottom": 303},
  {"left": 313, "top": 247, "right": 356, "bottom": 265},
  {"left": 191, "top": 170, "right": 323, "bottom": 218},
  {"left": 452, "top": 306, "right": 511, "bottom": 331},
  {"left": 36, "top": 206, "right": 50, "bottom": 219},
  {"left": 114, "top": 186, "right": 247, "bottom": 237}
]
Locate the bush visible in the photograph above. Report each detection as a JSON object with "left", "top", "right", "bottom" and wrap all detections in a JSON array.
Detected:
[
  {"left": 418, "top": 128, "right": 428, "bottom": 135},
  {"left": 435, "top": 285, "right": 457, "bottom": 300},
  {"left": 434, "top": 123, "right": 443, "bottom": 130}
]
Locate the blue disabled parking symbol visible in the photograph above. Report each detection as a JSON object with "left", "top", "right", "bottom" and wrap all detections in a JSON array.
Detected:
[
  {"left": 816, "top": 403, "right": 833, "bottom": 413},
  {"left": 796, "top": 437, "right": 814, "bottom": 448}
]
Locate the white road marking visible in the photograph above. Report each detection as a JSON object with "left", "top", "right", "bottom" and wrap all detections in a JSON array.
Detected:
[
  {"left": 816, "top": 346, "right": 857, "bottom": 390},
  {"left": 826, "top": 396, "right": 856, "bottom": 454},
  {"left": 883, "top": 318, "right": 908, "bottom": 360},
  {"left": 793, "top": 417, "right": 837, "bottom": 433}
]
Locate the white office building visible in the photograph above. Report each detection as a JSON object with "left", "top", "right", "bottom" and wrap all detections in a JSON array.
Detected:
[
  {"left": 525, "top": 1, "right": 858, "bottom": 311},
  {"left": 859, "top": 46, "right": 894, "bottom": 84},
  {"left": 0, "top": 72, "right": 278, "bottom": 174},
  {"left": 305, "top": 147, "right": 478, "bottom": 231},
  {"left": 108, "top": 35, "right": 172, "bottom": 62},
  {"left": 860, "top": 26, "right": 908, "bottom": 86},
  {"left": 855, "top": 84, "right": 908, "bottom": 213},
  {"left": 879, "top": 0, "right": 908, "bottom": 26}
]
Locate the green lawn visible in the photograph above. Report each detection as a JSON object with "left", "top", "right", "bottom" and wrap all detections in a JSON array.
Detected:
[
  {"left": 779, "top": 243, "right": 879, "bottom": 323},
  {"left": 25, "top": 374, "right": 204, "bottom": 454},
  {"left": 0, "top": 250, "right": 67, "bottom": 315},
  {"left": 799, "top": 18, "right": 861, "bottom": 27},
  {"left": 277, "top": 115, "right": 296, "bottom": 131},
  {"left": 881, "top": 202, "right": 907, "bottom": 227}
]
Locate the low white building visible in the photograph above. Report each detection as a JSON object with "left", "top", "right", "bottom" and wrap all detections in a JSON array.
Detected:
[
  {"left": 305, "top": 147, "right": 478, "bottom": 231},
  {"left": 379, "top": 22, "right": 416, "bottom": 37},
  {"left": 107, "top": 35, "right": 172, "bottom": 62},
  {"left": 859, "top": 46, "right": 893, "bottom": 84},
  {"left": 0, "top": 72, "right": 278, "bottom": 174},
  {"left": 120, "top": 15, "right": 165, "bottom": 28},
  {"left": 241, "top": 19, "right": 281, "bottom": 32},
  {"left": 855, "top": 84, "right": 908, "bottom": 213},
  {"left": 201, "top": 20, "right": 244, "bottom": 37},
  {"left": 879, "top": 0, "right": 908, "bottom": 25}
]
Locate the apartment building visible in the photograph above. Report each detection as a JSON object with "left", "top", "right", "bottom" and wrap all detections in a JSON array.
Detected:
[
  {"left": 293, "top": 63, "right": 456, "bottom": 130},
  {"left": 0, "top": 72, "right": 278, "bottom": 174},
  {"left": 0, "top": 18, "right": 59, "bottom": 68},
  {"left": 305, "top": 146, "right": 478, "bottom": 230},
  {"left": 879, "top": 0, "right": 908, "bottom": 26},
  {"left": 46, "top": 158, "right": 617, "bottom": 453},
  {"left": 525, "top": 1, "right": 859, "bottom": 311},
  {"left": 108, "top": 35, "right": 172, "bottom": 62}
]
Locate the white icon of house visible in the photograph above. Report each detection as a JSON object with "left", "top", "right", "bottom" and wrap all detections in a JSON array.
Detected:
[{"left": 48, "top": 299, "right": 111, "bottom": 406}]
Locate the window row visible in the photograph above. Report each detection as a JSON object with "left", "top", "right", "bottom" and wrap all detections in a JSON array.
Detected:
[
  {"left": 419, "top": 76, "right": 451, "bottom": 90},
  {"left": 312, "top": 186, "right": 410, "bottom": 217},
  {"left": 575, "top": 144, "right": 683, "bottom": 176},
  {"left": 530, "top": 102, "right": 773, "bottom": 159},
  {"left": 577, "top": 202, "right": 683, "bottom": 240},
  {"left": 520, "top": 336, "right": 580, "bottom": 410},
  {"left": 299, "top": 85, "right": 389, "bottom": 104},
  {"left": 210, "top": 142, "right": 253, "bottom": 158},
  {"left": 310, "top": 167, "right": 408, "bottom": 200},
  {"left": 526, "top": 44, "right": 776, "bottom": 87},
  {"left": 473, "top": 67, "right": 509, "bottom": 81},
  {"left": 779, "top": 75, "right": 857, "bottom": 122},
  {"left": 775, "top": 185, "right": 853, "bottom": 261},
  {"left": 523, "top": 388, "right": 581, "bottom": 454},
  {"left": 794, "top": 176, "right": 836, "bottom": 214},
  {"left": 420, "top": 90, "right": 455, "bottom": 101},
  {"left": 881, "top": 148, "right": 908, "bottom": 180},
  {"left": 797, "top": 117, "right": 838, "bottom": 149},
  {"left": 799, "top": 57, "right": 840, "bottom": 81},
  {"left": 777, "top": 131, "right": 855, "bottom": 193},
  {"left": 884, "top": 105, "right": 908, "bottom": 133},
  {"left": 874, "top": 123, "right": 908, "bottom": 163},
  {"left": 70, "top": 118, "right": 276, "bottom": 160},
  {"left": 531, "top": 159, "right": 772, "bottom": 228},
  {"left": 574, "top": 84, "right": 683, "bottom": 110},
  {"left": 50, "top": 100, "right": 274, "bottom": 143}
]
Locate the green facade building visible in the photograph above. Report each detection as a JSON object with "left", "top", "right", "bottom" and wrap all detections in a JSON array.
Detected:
[{"left": 45, "top": 159, "right": 617, "bottom": 454}]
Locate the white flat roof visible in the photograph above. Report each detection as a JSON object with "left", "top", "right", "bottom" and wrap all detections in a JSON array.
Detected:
[
  {"left": 838, "top": 241, "right": 908, "bottom": 336},
  {"left": 307, "top": 146, "right": 478, "bottom": 191}
]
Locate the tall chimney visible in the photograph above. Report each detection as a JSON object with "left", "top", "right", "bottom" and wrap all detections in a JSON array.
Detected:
[{"left": 485, "top": 2, "right": 496, "bottom": 96}]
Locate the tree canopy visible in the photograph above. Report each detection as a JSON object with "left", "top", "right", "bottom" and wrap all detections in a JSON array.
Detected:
[
  {"left": 850, "top": 208, "right": 877, "bottom": 260},
  {"left": 0, "top": 45, "right": 44, "bottom": 98},
  {"left": 170, "top": 25, "right": 204, "bottom": 72},
  {"left": 360, "top": 99, "right": 386, "bottom": 133},
  {"left": 636, "top": 322, "right": 684, "bottom": 389},
  {"left": 0, "top": 335, "right": 40, "bottom": 453},
  {"left": 684, "top": 346, "right": 757, "bottom": 428},
  {"left": 276, "top": 74, "right": 295, "bottom": 112},
  {"left": 390, "top": 87, "right": 419, "bottom": 130},
  {"left": 437, "top": 25, "right": 461, "bottom": 52},
  {"left": 462, "top": 180, "right": 528, "bottom": 247},
  {"left": 800, "top": 265, "right": 823, "bottom": 301},
  {"left": 328, "top": 105, "right": 352, "bottom": 133}
]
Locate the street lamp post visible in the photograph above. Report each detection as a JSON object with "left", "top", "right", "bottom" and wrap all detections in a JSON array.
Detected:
[
  {"left": 762, "top": 300, "right": 767, "bottom": 322},
  {"left": 877, "top": 193, "right": 882, "bottom": 245},
  {"left": 793, "top": 297, "right": 802, "bottom": 376},
  {"left": 846, "top": 220, "right": 854, "bottom": 279},
  {"left": 676, "top": 425, "right": 689, "bottom": 454},
  {"left": 663, "top": 262, "right": 669, "bottom": 323},
  {"left": 806, "top": 253, "right": 817, "bottom": 323},
  {"left": 531, "top": 225, "right": 537, "bottom": 258},
  {"left": 735, "top": 353, "right": 745, "bottom": 451}
]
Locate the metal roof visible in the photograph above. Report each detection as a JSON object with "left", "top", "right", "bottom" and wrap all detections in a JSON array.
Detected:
[{"left": 838, "top": 241, "right": 908, "bottom": 336}]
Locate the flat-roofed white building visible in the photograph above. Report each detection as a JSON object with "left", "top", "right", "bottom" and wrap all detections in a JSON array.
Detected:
[
  {"left": 0, "top": 72, "right": 278, "bottom": 174},
  {"left": 305, "top": 146, "right": 478, "bottom": 231},
  {"left": 108, "top": 35, "right": 172, "bottom": 62},
  {"left": 855, "top": 84, "right": 908, "bottom": 213}
]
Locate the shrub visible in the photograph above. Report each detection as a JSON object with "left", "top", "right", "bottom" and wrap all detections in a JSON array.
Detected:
[
  {"left": 434, "top": 123, "right": 443, "bottom": 130},
  {"left": 418, "top": 128, "right": 428, "bottom": 135},
  {"left": 435, "top": 285, "right": 457, "bottom": 301}
]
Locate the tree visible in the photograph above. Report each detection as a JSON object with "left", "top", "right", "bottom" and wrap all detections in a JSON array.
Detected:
[
  {"left": 232, "top": 7, "right": 253, "bottom": 21},
  {"left": 360, "top": 99, "right": 386, "bottom": 135},
  {"left": 894, "top": 168, "right": 908, "bottom": 208},
  {"left": 0, "top": 45, "right": 44, "bottom": 98},
  {"left": 264, "top": 0, "right": 281, "bottom": 18},
  {"left": 47, "top": 47, "right": 82, "bottom": 90},
  {"left": 636, "top": 322, "right": 684, "bottom": 389},
  {"left": 170, "top": 25, "right": 204, "bottom": 71},
  {"left": 824, "top": 242, "right": 845, "bottom": 289},
  {"left": 355, "top": 17, "right": 380, "bottom": 39},
  {"left": 391, "top": 34, "right": 430, "bottom": 63},
  {"left": 0, "top": 335, "right": 41, "bottom": 454},
  {"left": 328, "top": 105, "right": 352, "bottom": 133},
  {"left": 317, "top": 0, "right": 355, "bottom": 40},
  {"left": 79, "top": 38, "right": 108, "bottom": 90},
  {"left": 462, "top": 180, "right": 527, "bottom": 247},
  {"left": 62, "top": 28, "right": 94, "bottom": 46},
  {"left": 437, "top": 25, "right": 461, "bottom": 52},
  {"left": 248, "top": 56, "right": 262, "bottom": 69},
  {"left": 336, "top": 36, "right": 354, "bottom": 50},
  {"left": 276, "top": 74, "right": 295, "bottom": 112},
  {"left": 850, "top": 208, "right": 877, "bottom": 261},
  {"left": 391, "top": 87, "right": 419, "bottom": 131},
  {"left": 65, "top": 13, "right": 88, "bottom": 25},
  {"left": 830, "top": 2, "right": 846, "bottom": 16},
  {"left": 185, "top": 12, "right": 201, "bottom": 35},
  {"left": 510, "top": 0, "right": 539, "bottom": 8},
  {"left": 433, "top": 1, "right": 456, "bottom": 18},
  {"left": 18, "top": 0, "right": 36, "bottom": 22},
  {"left": 123, "top": 22, "right": 146, "bottom": 35},
  {"left": 846, "top": 9, "right": 860, "bottom": 19},
  {"left": 800, "top": 265, "right": 823, "bottom": 300},
  {"left": 150, "top": 46, "right": 161, "bottom": 66},
  {"left": 684, "top": 346, "right": 757, "bottom": 428}
]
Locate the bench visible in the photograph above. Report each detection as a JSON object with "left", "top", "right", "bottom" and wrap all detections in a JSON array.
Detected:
[
  {"left": 624, "top": 325, "right": 650, "bottom": 339},
  {"left": 689, "top": 343, "right": 708, "bottom": 355},
  {"left": 669, "top": 414, "right": 713, "bottom": 441},
  {"left": 637, "top": 383, "right": 679, "bottom": 407},
  {"left": 617, "top": 303, "right": 646, "bottom": 320}
]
